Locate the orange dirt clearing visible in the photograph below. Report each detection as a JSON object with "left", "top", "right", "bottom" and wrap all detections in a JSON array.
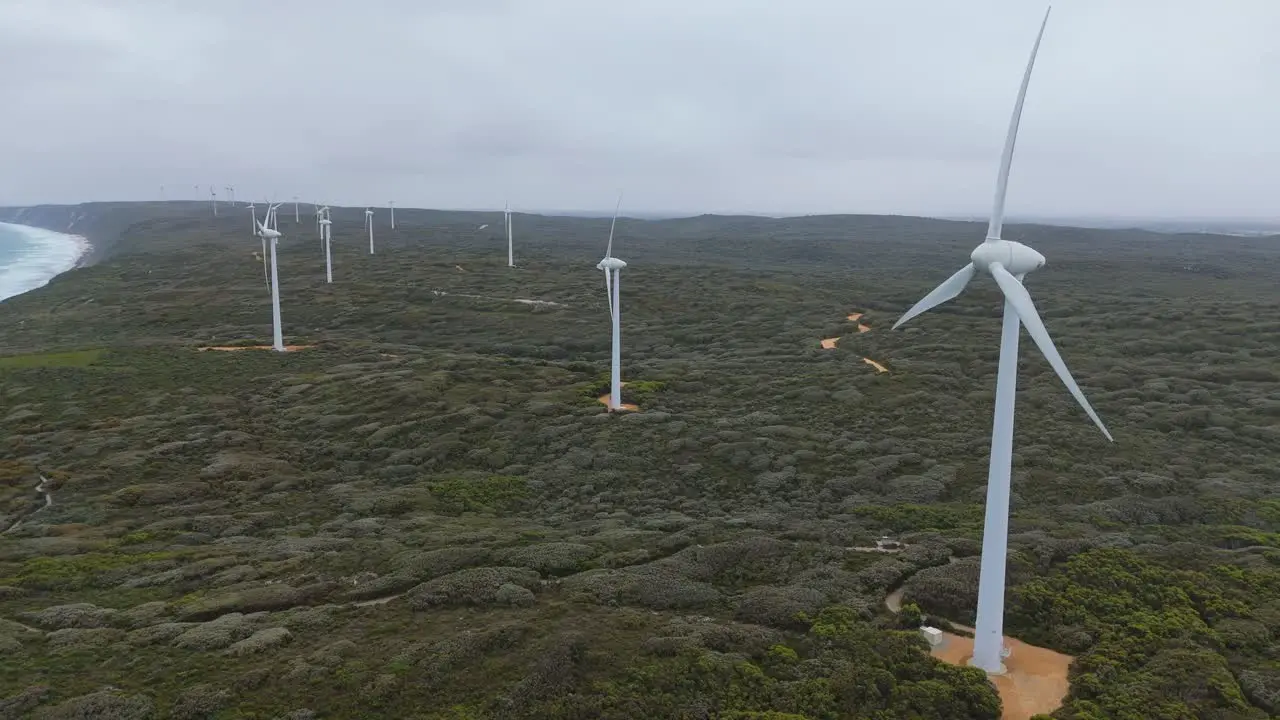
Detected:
[
  {"left": 929, "top": 632, "right": 1073, "bottom": 720},
  {"left": 862, "top": 357, "right": 888, "bottom": 373},
  {"left": 847, "top": 312, "right": 872, "bottom": 333},
  {"left": 820, "top": 337, "right": 840, "bottom": 349},
  {"left": 198, "top": 345, "right": 314, "bottom": 352},
  {"left": 597, "top": 382, "right": 639, "bottom": 412}
]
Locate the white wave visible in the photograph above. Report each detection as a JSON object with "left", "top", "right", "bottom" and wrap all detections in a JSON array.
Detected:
[{"left": 0, "top": 222, "right": 93, "bottom": 302}]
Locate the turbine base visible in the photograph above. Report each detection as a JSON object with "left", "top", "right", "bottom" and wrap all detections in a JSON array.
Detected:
[{"left": 966, "top": 656, "right": 1009, "bottom": 676}]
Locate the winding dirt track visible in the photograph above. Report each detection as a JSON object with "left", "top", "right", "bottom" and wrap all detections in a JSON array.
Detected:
[{"left": 820, "top": 313, "right": 888, "bottom": 372}]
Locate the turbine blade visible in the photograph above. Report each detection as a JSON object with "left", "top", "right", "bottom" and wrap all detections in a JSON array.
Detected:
[
  {"left": 606, "top": 192, "right": 622, "bottom": 258},
  {"left": 989, "top": 263, "right": 1113, "bottom": 441},
  {"left": 604, "top": 268, "right": 614, "bottom": 320},
  {"left": 987, "top": 6, "right": 1051, "bottom": 242},
  {"left": 892, "top": 263, "right": 976, "bottom": 329}
]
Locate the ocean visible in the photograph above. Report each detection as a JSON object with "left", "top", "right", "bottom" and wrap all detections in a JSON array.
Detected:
[{"left": 0, "top": 222, "right": 90, "bottom": 302}]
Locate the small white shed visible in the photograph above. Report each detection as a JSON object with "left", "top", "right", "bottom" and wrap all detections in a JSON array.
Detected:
[{"left": 920, "top": 626, "right": 944, "bottom": 646}]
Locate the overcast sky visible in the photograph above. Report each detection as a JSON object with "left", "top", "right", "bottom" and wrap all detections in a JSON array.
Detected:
[{"left": 2, "top": 0, "right": 1279, "bottom": 218}]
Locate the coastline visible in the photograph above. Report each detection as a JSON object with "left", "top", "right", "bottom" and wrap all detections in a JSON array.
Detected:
[{"left": 0, "top": 221, "right": 94, "bottom": 302}]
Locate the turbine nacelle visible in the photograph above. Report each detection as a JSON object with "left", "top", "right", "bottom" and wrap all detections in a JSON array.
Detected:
[
  {"left": 256, "top": 220, "right": 281, "bottom": 239},
  {"left": 319, "top": 219, "right": 332, "bottom": 227},
  {"left": 597, "top": 257, "right": 627, "bottom": 271},
  {"left": 970, "top": 239, "right": 1045, "bottom": 277}
]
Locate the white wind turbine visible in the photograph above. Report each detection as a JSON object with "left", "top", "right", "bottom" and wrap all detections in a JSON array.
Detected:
[
  {"left": 364, "top": 208, "right": 375, "bottom": 254},
  {"left": 314, "top": 202, "right": 327, "bottom": 239},
  {"left": 504, "top": 201, "right": 514, "bottom": 267},
  {"left": 389, "top": 200, "right": 395, "bottom": 229},
  {"left": 320, "top": 214, "right": 333, "bottom": 283},
  {"left": 293, "top": 196, "right": 300, "bottom": 224},
  {"left": 255, "top": 204, "right": 286, "bottom": 352},
  {"left": 891, "top": 6, "right": 1111, "bottom": 675},
  {"left": 271, "top": 202, "right": 283, "bottom": 231},
  {"left": 596, "top": 194, "right": 626, "bottom": 411},
  {"left": 248, "top": 202, "right": 269, "bottom": 286},
  {"left": 210, "top": 186, "right": 218, "bottom": 216},
  {"left": 226, "top": 186, "right": 235, "bottom": 205}
]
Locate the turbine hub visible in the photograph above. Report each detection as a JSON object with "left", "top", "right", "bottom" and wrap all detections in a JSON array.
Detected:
[
  {"left": 597, "top": 257, "right": 627, "bottom": 270},
  {"left": 970, "top": 239, "right": 1045, "bottom": 276}
]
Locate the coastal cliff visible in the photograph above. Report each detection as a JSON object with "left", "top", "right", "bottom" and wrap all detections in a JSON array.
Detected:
[{"left": 0, "top": 202, "right": 210, "bottom": 265}]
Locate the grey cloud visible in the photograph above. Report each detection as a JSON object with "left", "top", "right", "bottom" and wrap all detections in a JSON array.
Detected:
[{"left": 2, "top": 0, "right": 1279, "bottom": 217}]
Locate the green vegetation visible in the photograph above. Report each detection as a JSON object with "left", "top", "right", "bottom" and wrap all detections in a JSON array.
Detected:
[
  {"left": 429, "top": 475, "right": 529, "bottom": 514},
  {"left": 0, "top": 348, "right": 102, "bottom": 369},
  {"left": 0, "top": 202, "right": 1277, "bottom": 717},
  {"left": 1007, "top": 548, "right": 1277, "bottom": 719}
]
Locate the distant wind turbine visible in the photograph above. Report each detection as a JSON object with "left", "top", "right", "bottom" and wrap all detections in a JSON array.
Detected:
[
  {"left": 293, "top": 196, "right": 300, "bottom": 224},
  {"left": 249, "top": 202, "right": 269, "bottom": 286},
  {"left": 226, "top": 186, "right": 235, "bottom": 205},
  {"left": 314, "top": 204, "right": 326, "bottom": 241},
  {"left": 320, "top": 215, "right": 333, "bottom": 283},
  {"left": 210, "top": 186, "right": 218, "bottom": 216},
  {"left": 389, "top": 200, "right": 395, "bottom": 229},
  {"left": 597, "top": 194, "right": 627, "bottom": 411},
  {"left": 365, "top": 208, "right": 375, "bottom": 254},
  {"left": 890, "top": 6, "right": 1110, "bottom": 676},
  {"left": 255, "top": 204, "right": 287, "bottom": 352},
  {"left": 504, "top": 201, "right": 514, "bottom": 267}
]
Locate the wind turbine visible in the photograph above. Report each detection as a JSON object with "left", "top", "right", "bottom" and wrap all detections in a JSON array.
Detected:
[
  {"left": 248, "top": 202, "right": 269, "bottom": 286},
  {"left": 365, "top": 208, "right": 375, "bottom": 254},
  {"left": 210, "top": 186, "right": 218, "bottom": 216},
  {"left": 890, "top": 6, "right": 1110, "bottom": 675},
  {"left": 321, "top": 214, "right": 333, "bottom": 283},
  {"left": 596, "top": 194, "right": 626, "bottom": 411},
  {"left": 389, "top": 200, "right": 395, "bottom": 229},
  {"left": 504, "top": 201, "right": 514, "bottom": 267},
  {"left": 293, "top": 196, "right": 300, "bottom": 224},
  {"left": 226, "top": 186, "right": 235, "bottom": 205},
  {"left": 255, "top": 205, "right": 286, "bottom": 352}
]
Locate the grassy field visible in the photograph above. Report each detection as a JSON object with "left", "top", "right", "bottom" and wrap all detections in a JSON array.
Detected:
[{"left": 0, "top": 203, "right": 1277, "bottom": 719}]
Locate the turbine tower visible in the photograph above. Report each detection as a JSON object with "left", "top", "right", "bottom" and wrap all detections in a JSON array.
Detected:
[
  {"left": 891, "top": 6, "right": 1111, "bottom": 675},
  {"left": 210, "top": 186, "right": 218, "bottom": 216},
  {"left": 504, "top": 199, "right": 514, "bottom": 267},
  {"left": 320, "top": 215, "right": 333, "bottom": 283},
  {"left": 293, "top": 196, "right": 300, "bottom": 224},
  {"left": 365, "top": 208, "right": 375, "bottom": 254},
  {"left": 505, "top": 201, "right": 514, "bottom": 267},
  {"left": 596, "top": 194, "right": 626, "bottom": 411},
  {"left": 226, "top": 186, "right": 235, "bottom": 205},
  {"left": 389, "top": 200, "right": 395, "bottom": 229},
  {"left": 255, "top": 204, "right": 287, "bottom": 352}
]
